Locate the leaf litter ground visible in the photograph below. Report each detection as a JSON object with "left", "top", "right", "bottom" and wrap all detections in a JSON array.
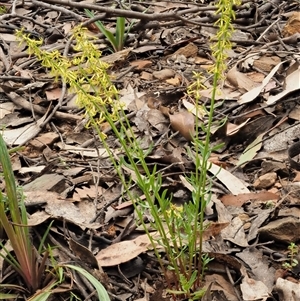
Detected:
[{"left": 0, "top": 0, "right": 300, "bottom": 300}]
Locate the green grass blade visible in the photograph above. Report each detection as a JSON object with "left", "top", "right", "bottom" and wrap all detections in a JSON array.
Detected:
[
  {"left": 38, "top": 220, "right": 54, "bottom": 254},
  {"left": 0, "top": 293, "right": 19, "bottom": 299},
  {"left": 27, "top": 292, "right": 52, "bottom": 301},
  {"left": 84, "top": 9, "right": 118, "bottom": 52},
  {"left": 64, "top": 264, "right": 110, "bottom": 301},
  {"left": 0, "top": 135, "right": 37, "bottom": 289},
  {"left": 0, "top": 135, "right": 19, "bottom": 222},
  {"left": 116, "top": 17, "right": 125, "bottom": 51}
]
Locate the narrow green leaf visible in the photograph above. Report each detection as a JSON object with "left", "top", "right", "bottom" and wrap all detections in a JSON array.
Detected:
[
  {"left": 0, "top": 293, "right": 18, "bottom": 299},
  {"left": 0, "top": 135, "right": 34, "bottom": 288},
  {"left": 64, "top": 264, "right": 110, "bottom": 301},
  {"left": 27, "top": 292, "right": 52, "bottom": 301},
  {"left": 84, "top": 9, "right": 118, "bottom": 52},
  {"left": 116, "top": 17, "right": 125, "bottom": 50}
]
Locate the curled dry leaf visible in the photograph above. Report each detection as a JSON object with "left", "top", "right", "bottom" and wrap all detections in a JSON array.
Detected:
[
  {"left": 239, "top": 60, "right": 287, "bottom": 104},
  {"left": 266, "top": 61, "right": 300, "bottom": 105},
  {"left": 169, "top": 111, "right": 195, "bottom": 141},
  {"left": 226, "top": 118, "right": 250, "bottom": 136},
  {"left": 227, "top": 65, "right": 257, "bottom": 92}
]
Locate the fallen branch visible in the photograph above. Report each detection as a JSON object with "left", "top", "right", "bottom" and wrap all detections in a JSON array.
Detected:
[{"left": 37, "top": 0, "right": 216, "bottom": 22}]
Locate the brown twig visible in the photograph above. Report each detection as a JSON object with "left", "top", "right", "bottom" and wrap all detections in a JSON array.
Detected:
[
  {"left": 40, "top": 0, "right": 216, "bottom": 22},
  {"left": 6, "top": 92, "right": 82, "bottom": 122}
]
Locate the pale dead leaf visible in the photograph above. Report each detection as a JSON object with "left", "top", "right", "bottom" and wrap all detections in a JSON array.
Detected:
[
  {"left": 208, "top": 162, "right": 250, "bottom": 194},
  {"left": 73, "top": 186, "right": 105, "bottom": 201},
  {"left": 119, "top": 84, "right": 146, "bottom": 110},
  {"left": 240, "top": 275, "right": 269, "bottom": 300},
  {"left": 19, "top": 166, "right": 46, "bottom": 174},
  {"left": 181, "top": 157, "right": 250, "bottom": 195},
  {"left": 237, "top": 133, "right": 264, "bottom": 166},
  {"left": 62, "top": 23, "right": 73, "bottom": 35},
  {"left": 289, "top": 106, "right": 300, "bottom": 121},
  {"left": 45, "top": 198, "right": 99, "bottom": 227},
  {"left": 132, "top": 45, "right": 165, "bottom": 54},
  {"left": 27, "top": 211, "right": 50, "bottom": 226},
  {"left": 57, "top": 142, "right": 115, "bottom": 158},
  {"left": 2, "top": 114, "right": 47, "bottom": 146},
  {"left": 96, "top": 234, "right": 151, "bottom": 266},
  {"left": 0, "top": 33, "right": 17, "bottom": 42},
  {"left": 140, "top": 71, "right": 153, "bottom": 80},
  {"left": 173, "top": 42, "right": 198, "bottom": 58},
  {"left": 182, "top": 99, "right": 205, "bottom": 120},
  {"left": 239, "top": 60, "right": 287, "bottom": 104},
  {"left": 194, "top": 56, "right": 213, "bottom": 65},
  {"left": 266, "top": 61, "right": 300, "bottom": 105},
  {"left": 0, "top": 102, "right": 15, "bottom": 118},
  {"left": 247, "top": 71, "right": 266, "bottom": 83},
  {"left": 276, "top": 278, "right": 300, "bottom": 301},
  {"left": 13, "top": 65, "right": 33, "bottom": 79},
  {"left": 153, "top": 69, "right": 175, "bottom": 80},
  {"left": 226, "top": 118, "right": 250, "bottom": 136},
  {"left": 24, "top": 190, "right": 60, "bottom": 205}
]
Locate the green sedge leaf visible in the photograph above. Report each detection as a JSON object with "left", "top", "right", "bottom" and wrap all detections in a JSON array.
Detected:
[
  {"left": 64, "top": 264, "right": 110, "bottom": 301},
  {"left": 84, "top": 9, "right": 118, "bottom": 52},
  {"left": 0, "top": 293, "right": 19, "bottom": 299},
  {"left": 116, "top": 17, "right": 125, "bottom": 50},
  {"left": 27, "top": 292, "right": 52, "bottom": 301}
]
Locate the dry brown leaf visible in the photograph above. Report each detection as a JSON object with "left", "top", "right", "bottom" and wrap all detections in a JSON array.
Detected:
[
  {"left": 169, "top": 111, "right": 195, "bottom": 141},
  {"left": 247, "top": 71, "right": 265, "bottom": 83},
  {"left": 253, "top": 56, "right": 281, "bottom": 72},
  {"left": 100, "top": 47, "right": 133, "bottom": 64},
  {"left": 159, "top": 105, "right": 170, "bottom": 117},
  {"left": 165, "top": 76, "right": 181, "bottom": 86},
  {"left": 153, "top": 69, "right": 175, "bottom": 80},
  {"left": 45, "top": 87, "right": 63, "bottom": 100},
  {"left": 140, "top": 71, "right": 153, "bottom": 80},
  {"left": 227, "top": 65, "right": 258, "bottom": 92},
  {"left": 282, "top": 11, "right": 300, "bottom": 37},
  {"left": 69, "top": 238, "right": 99, "bottom": 268},
  {"left": 202, "top": 222, "right": 230, "bottom": 240},
  {"left": 220, "top": 191, "right": 279, "bottom": 207},
  {"left": 147, "top": 109, "right": 169, "bottom": 133},
  {"left": 173, "top": 42, "right": 198, "bottom": 58},
  {"left": 96, "top": 234, "right": 151, "bottom": 266},
  {"left": 194, "top": 56, "right": 213, "bottom": 65},
  {"left": 130, "top": 60, "right": 152, "bottom": 70}
]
